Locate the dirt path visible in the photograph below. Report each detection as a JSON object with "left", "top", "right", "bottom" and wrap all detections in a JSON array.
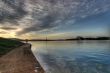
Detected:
[{"left": 0, "top": 44, "right": 44, "bottom": 73}]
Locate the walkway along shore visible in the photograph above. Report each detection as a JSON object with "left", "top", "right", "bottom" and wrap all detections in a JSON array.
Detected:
[{"left": 0, "top": 43, "right": 44, "bottom": 73}]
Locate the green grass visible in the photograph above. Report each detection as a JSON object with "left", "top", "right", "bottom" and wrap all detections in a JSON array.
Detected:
[{"left": 0, "top": 38, "right": 23, "bottom": 56}]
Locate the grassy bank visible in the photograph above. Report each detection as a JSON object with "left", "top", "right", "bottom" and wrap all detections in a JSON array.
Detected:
[{"left": 0, "top": 38, "right": 23, "bottom": 56}]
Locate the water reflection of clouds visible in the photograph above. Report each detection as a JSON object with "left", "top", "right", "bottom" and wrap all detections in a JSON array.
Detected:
[{"left": 31, "top": 41, "right": 110, "bottom": 73}]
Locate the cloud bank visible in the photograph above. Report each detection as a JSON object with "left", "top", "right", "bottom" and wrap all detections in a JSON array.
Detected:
[{"left": 0, "top": 0, "right": 110, "bottom": 36}]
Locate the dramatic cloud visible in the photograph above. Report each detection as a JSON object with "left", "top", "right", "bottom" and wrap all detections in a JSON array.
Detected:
[
  {"left": 0, "top": 0, "right": 110, "bottom": 36},
  {"left": 0, "top": 31, "right": 7, "bottom": 34},
  {"left": 0, "top": 26, "right": 17, "bottom": 30},
  {"left": 0, "top": 0, "right": 27, "bottom": 24}
]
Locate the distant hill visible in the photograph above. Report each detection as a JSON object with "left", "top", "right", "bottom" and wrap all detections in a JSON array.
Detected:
[{"left": 66, "top": 36, "right": 110, "bottom": 40}]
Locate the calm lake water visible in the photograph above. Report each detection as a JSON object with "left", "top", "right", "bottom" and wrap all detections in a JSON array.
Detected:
[{"left": 30, "top": 41, "right": 110, "bottom": 73}]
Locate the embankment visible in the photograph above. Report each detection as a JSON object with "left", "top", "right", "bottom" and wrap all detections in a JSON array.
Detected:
[{"left": 0, "top": 44, "right": 44, "bottom": 73}]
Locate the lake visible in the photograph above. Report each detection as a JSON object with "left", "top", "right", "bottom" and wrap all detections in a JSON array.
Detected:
[{"left": 30, "top": 41, "right": 110, "bottom": 73}]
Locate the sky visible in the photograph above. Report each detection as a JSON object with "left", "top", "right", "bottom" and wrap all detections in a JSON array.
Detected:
[{"left": 0, "top": 0, "right": 110, "bottom": 39}]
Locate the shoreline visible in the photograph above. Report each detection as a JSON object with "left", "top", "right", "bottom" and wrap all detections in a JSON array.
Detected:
[{"left": 0, "top": 43, "right": 44, "bottom": 73}]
